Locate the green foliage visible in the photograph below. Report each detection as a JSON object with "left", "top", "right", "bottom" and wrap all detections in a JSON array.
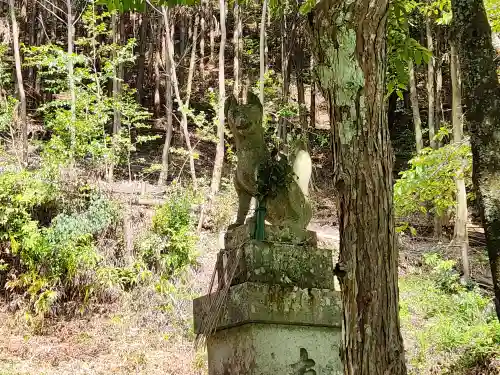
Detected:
[
  {"left": 0, "top": 169, "right": 125, "bottom": 316},
  {"left": 138, "top": 188, "right": 198, "bottom": 275},
  {"left": 0, "top": 44, "right": 16, "bottom": 134},
  {"left": 423, "top": 253, "right": 464, "bottom": 293},
  {"left": 0, "top": 170, "right": 58, "bottom": 247},
  {"left": 486, "top": 0, "right": 500, "bottom": 32},
  {"left": 99, "top": 0, "right": 197, "bottom": 12},
  {"left": 0, "top": 44, "right": 12, "bottom": 91},
  {"left": 256, "top": 153, "right": 295, "bottom": 201},
  {"left": 24, "top": 7, "right": 151, "bottom": 171},
  {"left": 0, "top": 96, "right": 18, "bottom": 134},
  {"left": 400, "top": 255, "right": 500, "bottom": 374},
  {"left": 387, "top": 0, "right": 431, "bottom": 97},
  {"left": 394, "top": 137, "right": 472, "bottom": 228}
]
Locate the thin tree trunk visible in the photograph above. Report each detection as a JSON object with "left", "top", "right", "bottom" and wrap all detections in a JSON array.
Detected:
[
  {"left": 67, "top": 0, "right": 76, "bottom": 163},
  {"left": 28, "top": 2, "right": 37, "bottom": 101},
  {"left": 210, "top": 0, "right": 226, "bottom": 195},
  {"left": 154, "top": 20, "right": 162, "bottom": 117},
  {"left": 209, "top": 11, "right": 216, "bottom": 63},
  {"left": 198, "top": 0, "right": 226, "bottom": 230},
  {"left": 259, "top": 0, "right": 269, "bottom": 103},
  {"left": 185, "top": 15, "right": 199, "bottom": 109},
  {"left": 435, "top": 54, "right": 443, "bottom": 136},
  {"left": 279, "top": 15, "right": 291, "bottom": 144},
  {"left": 200, "top": 1, "right": 206, "bottom": 79},
  {"left": 450, "top": 40, "right": 470, "bottom": 281},
  {"left": 9, "top": 0, "right": 27, "bottom": 165},
  {"left": 35, "top": 8, "right": 44, "bottom": 101},
  {"left": 310, "top": 55, "right": 316, "bottom": 129},
  {"left": 159, "top": 18, "right": 174, "bottom": 185},
  {"left": 178, "top": 12, "right": 187, "bottom": 87},
  {"left": 426, "top": 18, "right": 436, "bottom": 149},
  {"left": 233, "top": 0, "right": 241, "bottom": 99},
  {"left": 295, "top": 47, "right": 307, "bottom": 147},
  {"left": 109, "top": 13, "right": 124, "bottom": 182},
  {"left": 408, "top": 59, "right": 423, "bottom": 152},
  {"left": 163, "top": 6, "right": 197, "bottom": 189},
  {"left": 451, "top": 0, "right": 500, "bottom": 320},
  {"left": 136, "top": 9, "right": 149, "bottom": 104},
  {"left": 310, "top": 1, "right": 408, "bottom": 373}
]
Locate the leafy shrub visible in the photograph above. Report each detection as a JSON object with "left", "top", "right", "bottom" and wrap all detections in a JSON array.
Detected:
[
  {"left": 0, "top": 170, "right": 122, "bottom": 316},
  {"left": 423, "top": 253, "right": 463, "bottom": 294},
  {"left": 400, "top": 254, "right": 500, "bottom": 374},
  {"left": 394, "top": 138, "right": 472, "bottom": 231},
  {"left": 24, "top": 8, "right": 152, "bottom": 173},
  {"left": 138, "top": 188, "right": 198, "bottom": 275}
]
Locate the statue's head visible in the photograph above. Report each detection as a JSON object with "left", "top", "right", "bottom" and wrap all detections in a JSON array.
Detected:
[{"left": 226, "top": 92, "right": 263, "bottom": 132}]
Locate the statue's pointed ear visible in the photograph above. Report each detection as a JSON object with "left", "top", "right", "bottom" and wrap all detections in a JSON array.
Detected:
[
  {"left": 247, "top": 92, "right": 263, "bottom": 112},
  {"left": 225, "top": 94, "right": 238, "bottom": 118}
]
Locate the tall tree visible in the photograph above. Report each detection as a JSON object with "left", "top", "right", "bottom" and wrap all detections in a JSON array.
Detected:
[
  {"left": 259, "top": 0, "right": 268, "bottom": 103},
  {"left": 163, "top": 6, "right": 197, "bottom": 189},
  {"left": 451, "top": 0, "right": 500, "bottom": 320},
  {"left": 309, "top": 1, "right": 407, "bottom": 374},
  {"left": 426, "top": 18, "right": 436, "bottom": 149},
  {"left": 209, "top": 0, "right": 226, "bottom": 195},
  {"left": 9, "top": 0, "right": 27, "bottom": 165},
  {"left": 109, "top": 12, "right": 124, "bottom": 182},
  {"left": 200, "top": 0, "right": 206, "bottom": 79},
  {"left": 136, "top": 7, "right": 149, "bottom": 104},
  {"left": 450, "top": 39, "right": 470, "bottom": 281},
  {"left": 408, "top": 60, "right": 423, "bottom": 152},
  {"left": 67, "top": 0, "right": 76, "bottom": 162},
  {"left": 233, "top": 0, "right": 242, "bottom": 99},
  {"left": 310, "top": 55, "right": 316, "bottom": 129},
  {"left": 159, "top": 14, "right": 174, "bottom": 185}
]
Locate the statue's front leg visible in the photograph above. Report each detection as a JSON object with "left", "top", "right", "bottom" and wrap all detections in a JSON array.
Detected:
[{"left": 235, "top": 189, "right": 252, "bottom": 226}]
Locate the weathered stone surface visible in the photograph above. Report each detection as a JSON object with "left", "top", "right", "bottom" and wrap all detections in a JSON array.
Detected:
[
  {"left": 230, "top": 241, "right": 335, "bottom": 289},
  {"left": 225, "top": 221, "right": 318, "bottom": 249},
  {"left": 207, "top": 323, "right": 342, "bottom": 375},
  {"left": 193, "top": 282, "right": 341, "bottom": 333}
]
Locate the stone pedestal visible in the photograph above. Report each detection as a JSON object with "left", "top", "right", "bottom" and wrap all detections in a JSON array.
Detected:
[{"left": 193, "top": 223, "right": 343, "bottom": 375}]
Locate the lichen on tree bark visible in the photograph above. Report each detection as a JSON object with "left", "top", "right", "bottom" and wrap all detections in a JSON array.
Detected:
[
  {"left": 451, "top": 0, "right": 500, "bottom": 320},
  {"left": 308, "top": 0, "right": 407, "bottom": 374}
]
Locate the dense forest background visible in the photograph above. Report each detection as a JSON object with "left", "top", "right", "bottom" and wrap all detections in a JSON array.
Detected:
[{"left": 0, "top": 0, "right": 499, "bottom": 374}]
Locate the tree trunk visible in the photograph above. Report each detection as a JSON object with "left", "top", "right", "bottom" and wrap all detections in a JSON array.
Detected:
[
  {"left": 200, "top": 1, "right": 206, "bottom": 79},
  {"left": 408, "top": 59, "right": 423, "bottom": 153},
  {"left": 259, "top": 0, "right": 269, "bottom": 103},
  {"left": 158, "top": 17, "right": 174, "bottom": 185},
  {"left": 279, "top": 14, "right": 291, "bottom": 144},
  {"left": 450, "top": 39, "right": 470, "bottom": 281},
  {"left": 209, "top": 10, "right": 217, "bottom": 63},
  {"left": 109, "top": 12, "right": 124, "bottom": 182},
  {"left": 9, "top": 0, "right": 27, "bottom": 165},
  {"left": 309, "top": 1, "right": 407, "bottom": 374},
  {"left": 295, "top": 46, "right": 307, "bottom": 147},
  {"left": 163, "top": 6, "right": 197, "bottom": 189},
  {"left": 136, "top": 8, "right": 149, "bottom": 104},
  {"left": 233, "top": 0, "right": 241, "bottom": 99},
  {"left": 310, "top": 55, "right": 316, "bottom": 129},
  {"left": 210, "top": 0, "right": 226, "bottom": 196},
  {"left": 28, "top": 2, "right": 37, "bottom": 101},
  {"left": 435, "top": 53, "right": 443, "bottom": 137},
  {"left": 451, "top": 0, "right": 500, "bottom": 320},
  {"left": 67, "top": 0, "right": 76, "bottom": 162},
  {"left": 426, "top": 18, "right": 436, "bottom": 149}
]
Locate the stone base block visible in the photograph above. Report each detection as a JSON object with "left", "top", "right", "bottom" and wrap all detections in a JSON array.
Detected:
[
  {"left": 207, "top": 323, "right": 342, "bottom": 375},
  {"left": 193, "top": 282, "right": 341, "bottom": 333}
]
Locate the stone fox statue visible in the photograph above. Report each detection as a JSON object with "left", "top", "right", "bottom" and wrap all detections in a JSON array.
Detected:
[{"left": 226, "top": 92, "right": 312, "bottom": 230}]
